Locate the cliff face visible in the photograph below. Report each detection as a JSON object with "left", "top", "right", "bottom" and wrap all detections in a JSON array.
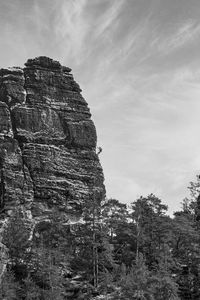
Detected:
[{"left": 0, "top": 56, "right": 105, "bottom": 227}]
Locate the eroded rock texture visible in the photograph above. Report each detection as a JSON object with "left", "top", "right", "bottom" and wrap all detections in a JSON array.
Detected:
[{"left": 0, "top": 56, "right": 105, "bottom": 226}]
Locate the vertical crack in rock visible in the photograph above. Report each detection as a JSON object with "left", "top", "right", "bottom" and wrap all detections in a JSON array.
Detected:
[
  {"left": 8, "top": 94, "right": 36, "bottom": 207},
  {"left": 0, "top": 157, "right": 5, "bottom": 213},
  {"left": 0, "top": 66, "right": 34, "bottom": 219}
]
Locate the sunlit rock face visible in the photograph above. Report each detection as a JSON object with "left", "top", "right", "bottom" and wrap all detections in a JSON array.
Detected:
[{"left": 0, "top": 56, "right": 105, "bottom": 225}]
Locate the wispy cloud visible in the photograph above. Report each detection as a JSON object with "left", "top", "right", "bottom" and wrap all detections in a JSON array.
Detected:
[
  {"left": 94, "top": 0, "right": 124, "bottom": 38},
  {"left": 52, "top": 0, "right": 124, "bottom": 66},
  {"left": 156, "top": 20, "right": 200, "bottom": 55},
  {"left": 53, "top": 0, "right": 89, "bottom": 63}
]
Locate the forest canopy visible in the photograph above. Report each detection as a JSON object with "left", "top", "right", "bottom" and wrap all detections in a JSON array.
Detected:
[{"left": 1, "top": 176, "right": 200, "bottom": 299}]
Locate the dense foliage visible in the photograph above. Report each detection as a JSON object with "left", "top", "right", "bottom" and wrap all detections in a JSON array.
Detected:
[{"left": 1, "top": 177, "right": 200, "bottom": 299}]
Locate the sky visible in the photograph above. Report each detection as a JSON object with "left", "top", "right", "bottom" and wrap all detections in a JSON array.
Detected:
[{"left": 0, "top": 0, "right": 200, "bottom": 214}]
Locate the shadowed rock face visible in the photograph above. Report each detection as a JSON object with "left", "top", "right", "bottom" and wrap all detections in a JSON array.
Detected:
[{"left": 0, "top": 56, "right": 105, "bottom": 224}]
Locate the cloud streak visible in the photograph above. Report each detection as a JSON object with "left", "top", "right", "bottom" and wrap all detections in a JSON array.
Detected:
[
  {"left": 155, "top": 20, "right": 200, "bottom": 55},
  {"left": 94, "top": 0, "right": 124, "bottom": 38}
]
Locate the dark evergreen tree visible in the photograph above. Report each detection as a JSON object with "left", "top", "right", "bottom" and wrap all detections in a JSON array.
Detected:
[
  {"left": 130, "top": 194, "right": 170, "bottom": 267},
  {"left": 0, "top": 268, "right": 20, "bottom": 299}
]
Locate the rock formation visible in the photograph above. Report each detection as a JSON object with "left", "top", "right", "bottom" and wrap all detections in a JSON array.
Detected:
[{"left": 0, "top": 56, "right": 105, "bottom": 229}]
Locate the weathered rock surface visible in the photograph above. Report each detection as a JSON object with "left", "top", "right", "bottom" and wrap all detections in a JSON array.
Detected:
[{"left": 0, "top": 56, "right": 105, "bottom": 226}]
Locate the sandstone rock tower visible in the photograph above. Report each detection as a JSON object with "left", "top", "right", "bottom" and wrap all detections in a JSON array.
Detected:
[{"left": 0, "top": 56, "right": 105, "bottom": 226}]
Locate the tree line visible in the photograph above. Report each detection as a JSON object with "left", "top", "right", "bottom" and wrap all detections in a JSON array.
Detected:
[{"left": 1, "top": 177, "right": 200, "bottom": 299}]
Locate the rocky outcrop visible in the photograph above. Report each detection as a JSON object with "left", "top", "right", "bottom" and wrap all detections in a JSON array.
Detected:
[{"left": 0, "top": 56, "right": 105, "bottom": 228}]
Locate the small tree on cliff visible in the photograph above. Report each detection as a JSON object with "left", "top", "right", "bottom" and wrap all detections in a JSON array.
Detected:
[{"left": 2, "top": 208, "right": 31, "bottom": 276}]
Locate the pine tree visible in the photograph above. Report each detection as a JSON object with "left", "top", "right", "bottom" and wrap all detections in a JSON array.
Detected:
[
  {"left": 130, "top": 194, "right": 170, "bottom": 267},
  {"left": 119, "top": 254, "right": 152, "bottom": 299},
  {"left": 23, "top": 274, "right": 40, "bottom": 300},
  {"left": 150, "top": 245, "right": 180, "bottom": 300},
  {"left": 0, "top": 269, "right": 20, "bottom": 300}
]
